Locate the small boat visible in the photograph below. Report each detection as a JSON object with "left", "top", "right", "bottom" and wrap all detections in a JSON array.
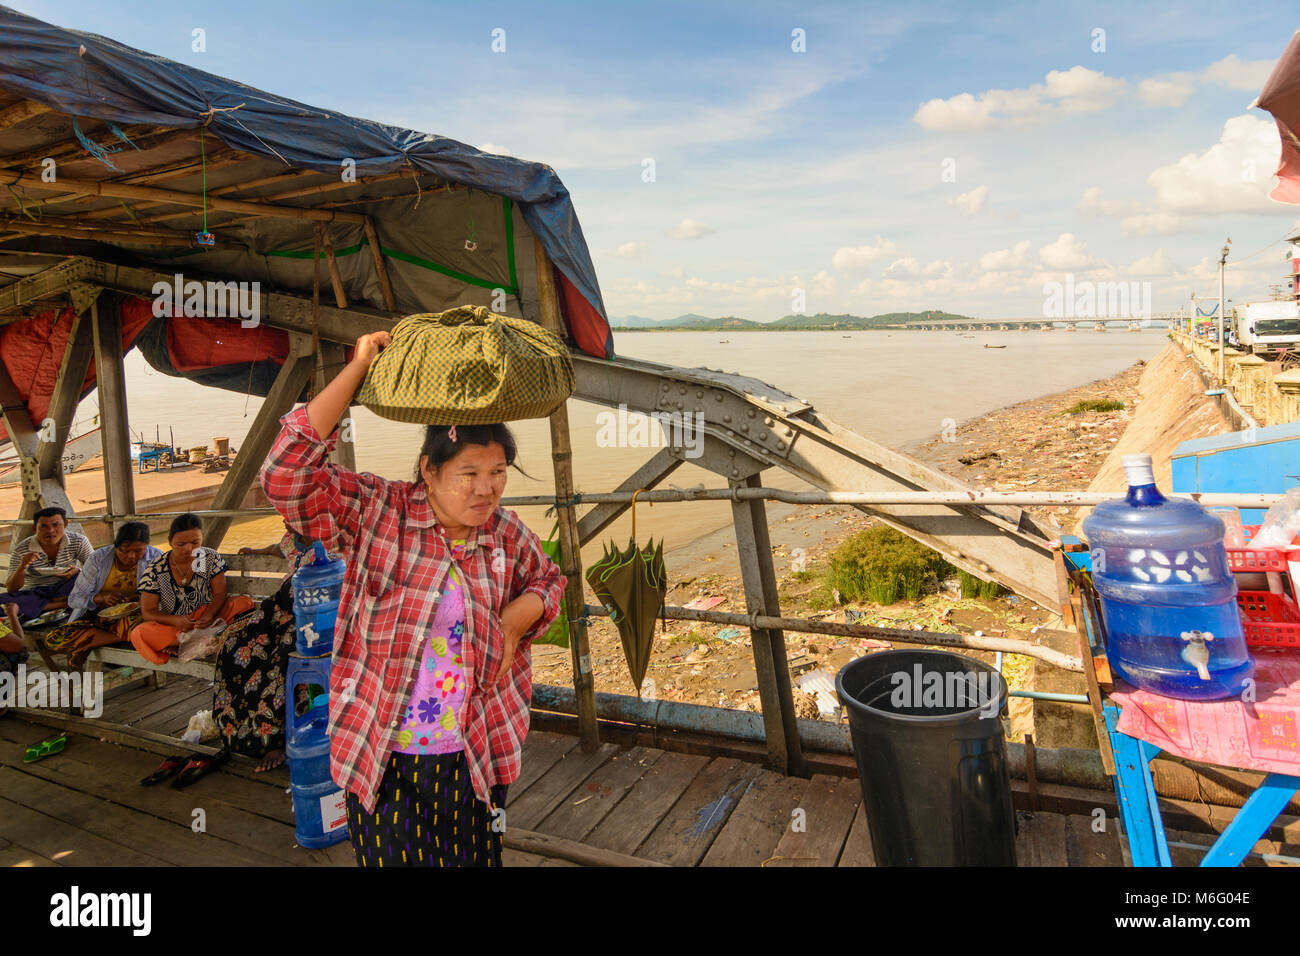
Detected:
[
  {"left": 1094, "top": 322, "right": 1106, "bottom": 332},
  {"left": 841, "top": 335, "right": 851, "bottom": 338},
  {"left": 1127, "top": 322, "right": 1140, "bottom": 332},
  {"left": 719, "top": 339, "right": 730, "bottom": 344},
  {"left": 983, "top": 344, "right": 1007, "bottom": 349},
  {"left": 0, "top": 427, "right": 102, "bottom": 485}
]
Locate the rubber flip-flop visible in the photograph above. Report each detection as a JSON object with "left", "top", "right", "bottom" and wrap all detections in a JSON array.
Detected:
[
  {"left": 172, "top": 749, "right": 231, "bottom": 789},
  {"left": 140, "top": 753, "right": 190, "bottom": 786},
  {"left": 23, "top": 733, "right": 66, "bottom": 763}
]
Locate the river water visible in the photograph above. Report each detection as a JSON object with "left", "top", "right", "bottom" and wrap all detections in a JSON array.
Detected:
[{"left": 94, "top": 329, "right": 1167, "bottom": 559}]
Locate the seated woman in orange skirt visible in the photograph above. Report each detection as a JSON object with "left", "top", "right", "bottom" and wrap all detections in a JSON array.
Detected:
[{"left": 130, "top": 513, "right": 256, "bottom": 665}]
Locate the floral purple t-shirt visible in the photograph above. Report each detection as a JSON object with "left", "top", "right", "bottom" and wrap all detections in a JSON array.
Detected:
[{"left": 394, "top": 540, "right": 468, "bottom": 755}]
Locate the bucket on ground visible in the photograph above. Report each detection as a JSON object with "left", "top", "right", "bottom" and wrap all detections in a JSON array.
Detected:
[
  {"left": 291, "top": 541, "right": 346, "bottom": 656},
  {"left": 836, "top": 648, "right": 1017, "bottom": 866},
  {"left": 286, "top": 652, "right": 347, "bottom": 848}
]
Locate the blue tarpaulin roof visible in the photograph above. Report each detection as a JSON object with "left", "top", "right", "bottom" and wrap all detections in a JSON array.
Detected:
[{"left": 0, "top": 4, "right": 614, "bottom": 358}]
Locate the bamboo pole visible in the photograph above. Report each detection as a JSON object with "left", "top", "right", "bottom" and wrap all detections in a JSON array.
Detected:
[
  {"left": 584, "top": 602, "right": 1084, "bottom": 671},
  {"left": 319, "top": 226, "right": 348, "bottom": 308},
  {"left": 0, "top": 219, "right": 198, "bottom": 247},
  {"left": 23, "top": 175, "right": 368, "bottom": 225},
  {"left": 0, "top": 99, "right": 52, "bottom": 132},
  {"left": 533, "top": 236, "right": 599, "bottom": 753},
  {"left": 363, "top": 216, "right": 397, "bottom": 312},
  {"left": 135, "top": 171, "right": 413, "bottom": 225}
]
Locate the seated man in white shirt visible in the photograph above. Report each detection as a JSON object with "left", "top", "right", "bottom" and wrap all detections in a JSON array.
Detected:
[{"left": 1, "top": 507, "right": 93, "bottom": 620}]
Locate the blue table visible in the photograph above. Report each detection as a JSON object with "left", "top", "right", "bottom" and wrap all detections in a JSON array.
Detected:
[{"left": 1103, "top": 701, "right": 1300, "bottom": 866}]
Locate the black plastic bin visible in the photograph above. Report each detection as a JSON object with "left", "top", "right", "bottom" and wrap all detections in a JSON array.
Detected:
[{"left": 836, "top": 648, "right": 1017, "bottom": 866}]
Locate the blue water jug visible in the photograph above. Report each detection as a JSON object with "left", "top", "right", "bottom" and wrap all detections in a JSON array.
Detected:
[
  {"left": 285, "top": 653, "right": 348, "bottom": 848},
  {"left": 1083, "top": 453, "right": 1254, "bottom": 700},
  {"left": 291, "top": 541, "right": 345, "bottom": 656}
]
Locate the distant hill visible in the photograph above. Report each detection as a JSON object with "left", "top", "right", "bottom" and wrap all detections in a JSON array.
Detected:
[{"left": 610, "top": 310, "right": 974, "bottom": 330}]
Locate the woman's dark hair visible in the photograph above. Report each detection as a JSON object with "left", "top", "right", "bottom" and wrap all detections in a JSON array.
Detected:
[
  {"left": 114, "top": 521, "right": 151, "bottom": 548},
  {"left": 168, "top": 512, "right": 203, "bottom": 541},
  {"left": 414, "top": 423, "right": 534, "bottom": 482}
]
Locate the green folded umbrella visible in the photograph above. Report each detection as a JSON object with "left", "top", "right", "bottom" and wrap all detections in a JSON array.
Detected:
[{"left": 586, "top": 535, "right": 667, "bottom": 697}]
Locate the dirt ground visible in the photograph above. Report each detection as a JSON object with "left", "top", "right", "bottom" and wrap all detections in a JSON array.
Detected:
[{"left": 532, "top": 357, "right": 1152, "bottom": 718}]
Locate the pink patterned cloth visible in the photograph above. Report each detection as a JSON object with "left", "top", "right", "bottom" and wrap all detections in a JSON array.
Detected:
[{"left": 1112, "top": 648, "right": 1300, "bottom": 775}]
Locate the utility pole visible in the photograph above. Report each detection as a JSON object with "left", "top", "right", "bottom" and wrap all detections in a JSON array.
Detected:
[{"left": 1218, "top": 239, "right": 1231, "bottom": 383}]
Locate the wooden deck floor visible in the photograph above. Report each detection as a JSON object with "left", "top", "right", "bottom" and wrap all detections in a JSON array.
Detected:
[{"left": 0, "top": 674, "right": 1126, "bottom": 867}]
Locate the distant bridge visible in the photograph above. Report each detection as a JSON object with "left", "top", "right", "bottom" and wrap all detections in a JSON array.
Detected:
[{"left": 904, "top": 315, "right": 1183, "bottom": 331}]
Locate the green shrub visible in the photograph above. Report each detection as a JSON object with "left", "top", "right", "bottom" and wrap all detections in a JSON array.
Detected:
[
  {"left": 959, "top": 571, "right": 1004, "bottom": 599},
  {"left": 826, "top": 525, "right": 954, "bottom": 605},
  {"left": 1063, "top": 398, "right": 1123, "bottom": 415}
]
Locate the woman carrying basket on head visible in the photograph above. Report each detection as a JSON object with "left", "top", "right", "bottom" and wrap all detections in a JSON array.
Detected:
[{"left": 259, "top": 331, "right": 565, "bottom": 868}]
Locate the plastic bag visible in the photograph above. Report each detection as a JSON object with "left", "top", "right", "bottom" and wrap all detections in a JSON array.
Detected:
[
  {"left": 181, "top": 709, "right": 219, "bottom": 743},
  {"left": 1249, "top": 488, "right": 1300, "bottom": 549},
  {"left": 176, "top": 620, "right": 227, "bottom": 662}
]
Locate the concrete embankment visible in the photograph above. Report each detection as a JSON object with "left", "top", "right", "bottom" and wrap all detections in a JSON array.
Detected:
[{"left": 1072, "top": 341, "right": 1233, "bottom": 533}]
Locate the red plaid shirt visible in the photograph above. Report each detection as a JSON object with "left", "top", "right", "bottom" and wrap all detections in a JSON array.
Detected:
[{"left": 260, "top": 407, "right": 565, "bottom": 812}]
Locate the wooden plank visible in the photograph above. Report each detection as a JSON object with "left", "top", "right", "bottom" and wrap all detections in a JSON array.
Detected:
[
  {"left": 837, "top": 803, "right": 876, "bottom": 867},
  {"left": 0, "top": 843, "right": 62, "bottom": 867},
  {"left": 505, "top": 741, "right": 618, "bottom": 830},
  {"left": 1015, "top": 810, "right": 1069, "bottom": 867},
  {"left": 584, "top": 750, "right": 710, "bottom": 857},
  {"left": 766, "top": 773, "right": 861, "bottom": 867},
  {"left": 636, "top": 757, "right": 762, "bottom": 867},
  {"left": 0, "top": 791, "right": 174, "bottom": 866},
  {"left": 1064, "top": 812, "right": 1124, "bottom": 867},
  {"left": 513, "top": 730, "right": 581, "bottom": 796},
  {"left": 502, "top": 827, "right": 665, "bottom": 867},
  {"left": 131, "top": 684, "right": 213, "bottom": 736},
  {"left": 502, "top": 848, "right": 546, "bottom": 868},
  {"left": 700, "top": 768, "right": 808, "bottom": 867},
  {"left": 0, "top": 99, "right": 53, "bottom": 132},
  {"left": 534, "top": 238, "right": 599, "bottom": 752},
  {"left": 537, "top": 746, "right": 664, "bottom": 842},
  {"left": 0, "top": 718, "right": 296, "bottom": 829},
  {"left": 10, "top": 710, "right": 290, "bottom": 790},
  {"left": 114, "top": 676, "right": 209, "bottom": 724},
  {"left": 0, "top": 765, "right": 286, "bottom": 866}
]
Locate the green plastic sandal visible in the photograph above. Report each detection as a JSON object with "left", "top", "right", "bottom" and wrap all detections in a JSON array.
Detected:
[{"left": 23, "top": 733, "right": 66, "bottom": 763}]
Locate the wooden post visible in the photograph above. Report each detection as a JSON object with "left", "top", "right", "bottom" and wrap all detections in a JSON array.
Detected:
[
  {"left": 533, "top": 237, "right": 599, "bottom": 753},
  {"left": 205, "top": 334, "right": 317, "bottom": 548},
  {"left": 319, "top": 227, "right": 349, "bottom": 309},
  {"left": 363, "top": 216, "right": 397, "bottom": 313},
  {"left": 730, "top": 472, "right": 804, "bottom": 776},
  {"left": 91, "top": 294, "right": 135, "bottom": 535},
  {"left": 317, "top": 341, "right": 356, "bottom": 471}
]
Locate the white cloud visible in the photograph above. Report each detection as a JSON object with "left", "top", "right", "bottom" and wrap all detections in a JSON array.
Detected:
[
  {"left": 1138, "top": 74, "right": 1196, "bottom": 107},
  {"left": 948, "top": 185, "right": 988, "bottom": 216},
  {"left": 1078, "top": 186, "right": 1145, "bottom": 218},
  {"left": 1201, "top": 54, "right": 1275, "bottom": 91},
  {"left": 1038, "top": 233, "right": 1096, "bottom": 270},
  {"left": 1120, "top": 212, "right": 1185, "bottom": 236},
  {"left": 1125, "top": 249, "right": 1174, "bottom": 275},
  {"left": 913, "top": 66, "right": 1124, "bottom": 130},
  {"left": 610, "top": 242, "right": 649, "bottom": 259},
  {"left": 671, "top": 219, "right": 715, "bottom": 239},
  {"left": 477, "top": 142, "right": 513, "bottom": 156},
  {"left": 832, "top": 239, "right": 902, "bottom": 271},
  {"left": 1145, "top": 114, "right": 1279, "bottom": 215},
  {"left": 882, "top": 257, "right": 920, "bottom": 278},
  {"left": 979, "top": 240, "right": 1032, "bottom": 272}
]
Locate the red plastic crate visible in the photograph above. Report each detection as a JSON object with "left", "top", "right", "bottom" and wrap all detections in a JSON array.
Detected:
[
  {"left": 1236, "top": 589, "right": 1300, "bottom": 649},
  {"left": 1225, "top": 524, "right": 1300, "bottom": 573}
]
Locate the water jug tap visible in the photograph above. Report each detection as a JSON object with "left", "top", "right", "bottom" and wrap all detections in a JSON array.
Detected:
[{"left": 1179, "top": 630, "right": 1214, "bottom": 681}]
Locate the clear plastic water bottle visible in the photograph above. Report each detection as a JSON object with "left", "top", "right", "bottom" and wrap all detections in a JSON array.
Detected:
[{"left": 1083, "top": 453, "right": 1254, "bottom": 700}]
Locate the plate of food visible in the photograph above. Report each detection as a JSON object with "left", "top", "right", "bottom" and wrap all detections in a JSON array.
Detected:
[{"left": 98, "top": 601, "right": 139, "bottom": 620}]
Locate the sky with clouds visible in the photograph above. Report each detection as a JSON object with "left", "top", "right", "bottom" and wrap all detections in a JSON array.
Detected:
[{"left": 11, "top": 0, "right": 1300, "bottom": 320}]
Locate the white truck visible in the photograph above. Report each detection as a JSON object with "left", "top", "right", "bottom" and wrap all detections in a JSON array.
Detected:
[{"left": 1232, "top": 300, "right": 1300, "bottom": 359}]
